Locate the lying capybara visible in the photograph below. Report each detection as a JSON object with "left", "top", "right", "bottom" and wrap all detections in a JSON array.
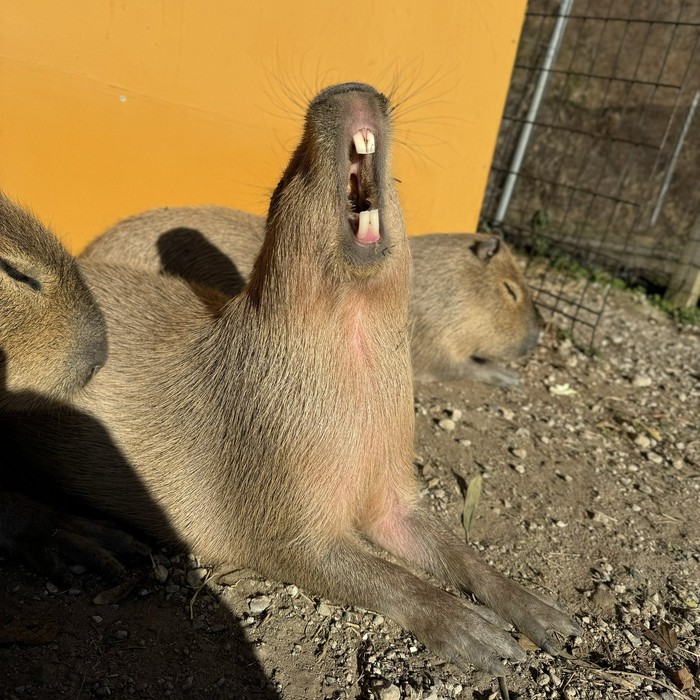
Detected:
[
  {"left": 0, "top": 192, "right": 146, "bottom": 581},
  {"left": 15, "top": 83, "right": 579, "bottom": 674},
  {"left": 83, "top": 210, "right": 539, "bottom": 387}
]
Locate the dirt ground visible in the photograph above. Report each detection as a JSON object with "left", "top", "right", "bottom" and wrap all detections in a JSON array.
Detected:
[{"left": 0, "top": 279, "right": 698, "bottom": 700}]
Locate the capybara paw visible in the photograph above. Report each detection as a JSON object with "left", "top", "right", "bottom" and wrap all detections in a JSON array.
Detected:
[
  {"left": 501, "top": 586, "right": 582, "bottom": 655},
  {"left": 485, "top": 365, "right": 522, "bottom": 388},
  {"left": 412, "top": 599, "right": 525, "bottom": 676}
]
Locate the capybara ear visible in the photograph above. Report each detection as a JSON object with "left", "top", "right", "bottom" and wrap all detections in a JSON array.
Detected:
[{"left": 470, "top": 234, "right": 501, "bottom": 262}]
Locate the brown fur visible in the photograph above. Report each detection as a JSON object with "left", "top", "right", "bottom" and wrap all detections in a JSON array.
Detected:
[
  {"left": 0, "top": 193, "right": 146, "bottom": 580},
  {"left": 83, "top": 213, "right": 539, "bottom": 387},
  {"left": 15, "top": 84, "right": 579, "bottom": 673},
  {"left": 0, "top": 193, "right": 106, "bottom": 407}
]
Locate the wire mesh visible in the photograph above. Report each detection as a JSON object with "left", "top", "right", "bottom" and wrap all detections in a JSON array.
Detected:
[{"left": 481, "top": 0, "right": 700, "bottom": 348}]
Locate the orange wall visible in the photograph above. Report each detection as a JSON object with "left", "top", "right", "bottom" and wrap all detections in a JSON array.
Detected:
[{"left": 0, "top": 1, "right": 525, "bottom": 253}]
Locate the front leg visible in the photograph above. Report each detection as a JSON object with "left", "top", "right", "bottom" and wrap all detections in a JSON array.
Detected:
[
  {"left": 247, "top": 534, "right": 525, "bottom": 676},
  {"left": 365, "top": 499, "right": 582, "bottom": 655}
]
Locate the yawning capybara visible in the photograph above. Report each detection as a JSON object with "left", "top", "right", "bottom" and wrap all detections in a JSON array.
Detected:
[{"left": 16, "top": 84, "right": 579, "bottom": 674}]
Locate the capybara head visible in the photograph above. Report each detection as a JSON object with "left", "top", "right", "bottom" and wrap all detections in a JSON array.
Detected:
[
  {"left": 0, "top": 193, "right": 107, "bottom": 406},
  {"left": 258, "top": 82, "right": 407, "bottom": 291},
  {"left": 466, "top": 233, "right": 540, "bottom": 358},
  {"left": 410, "top": 232, "right": 540, "bottom": 368}
]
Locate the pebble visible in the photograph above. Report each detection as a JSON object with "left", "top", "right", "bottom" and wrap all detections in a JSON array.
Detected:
[
  {"left": 114, "top": 630, "right": 128, "bottom": 640},
  {"left": 634, "top": 434, "right": 651, "bottom": 448},
  {"left": 501, "top": 408, "right": 515, "bottom": 421},
  {"left": 45, "top": 582, "right": 59, "bottom": 594},
  {"left": 68, "top": 588, "right": 82, "bottom": 596},
  {"left": 646, "top": 451, "right": 663, "bottom": 464},
  {"left": 68, "top": 564, "right": 86, "bottom": 575},
  {"left": 537, "top": 673, "right": 551, "bottom": 686},
  {"left": 186, "top": 568, "right": 208, "bottom": 588},
  {"left": 511, "top": 463, "right": 526, "bottom": 474},
  {"left": 632, "top": 375, "right": 652, "bottom": 387},
  {"left": 450, "top": 408, "right": 463, "bottom": 422},
  {"left": 511, "top": 447, "right": 528, "bottom": 459},
  {"left": 438, "top": 418, "right": 456, "bottom": 432},
  {"left": 92, "top": 615, "right": 103, "bottom": 624},
  {"left": 153, "top": 564, "right": 169, "bottom": 584},
  {"left": 623, "top": 630, "right": 642, "bottom": 647},
  {"left": 378, "top": 684, "right": 401, "bottom": 700},
  {"left": 317, "top": 601, "right": 333, "bottom": 617},
  {"left": 249, "top": 595, "right": 272, "bottom": 614},
  {"left": 286, "top": 584, "right": 299, "bottom": 597}
]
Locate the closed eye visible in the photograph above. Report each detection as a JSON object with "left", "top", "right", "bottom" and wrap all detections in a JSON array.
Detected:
[
  {"left": 504, "top": 281, "right": 518, "bottom": 302},
  {"left": 0, "top": 258, "right": 42, "bottom": 292}
]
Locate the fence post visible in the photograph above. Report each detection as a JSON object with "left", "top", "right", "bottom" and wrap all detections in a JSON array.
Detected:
[{"left": 666, "top": 212, "right": 700, "bottom": 307}]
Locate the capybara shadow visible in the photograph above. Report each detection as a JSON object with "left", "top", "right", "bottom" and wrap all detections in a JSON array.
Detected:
[
  {"left": 157, "top": 226, "right": 246, "bottom": 297},
  {"left": 18, "top": 83, "right": 580, "bottom": 676},
  {"left": 1, "top": 376, "right": 280, "bottom": 699}
]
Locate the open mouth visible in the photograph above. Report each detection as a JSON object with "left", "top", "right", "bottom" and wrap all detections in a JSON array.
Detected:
[{"left": 347, "top": 129, "right": 380, "bottom": 246}]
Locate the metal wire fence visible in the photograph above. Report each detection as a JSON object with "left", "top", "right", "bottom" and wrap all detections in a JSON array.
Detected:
[{"left": 480, "top": 0, "right": 700, "bottom": 348}]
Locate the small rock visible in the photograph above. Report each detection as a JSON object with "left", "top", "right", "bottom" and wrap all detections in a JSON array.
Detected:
[
  {"left": 45, "top": 582, "right": 59, "bottom": 594},
  {"left": 91, "top": 615, "right": 103, "bottom": 624},
  {"left": 286, "top": 584, "right": 299, "bottom": 597},
  {"left": 153, "top": 564, "right": 169, "bottom": 584},
  {"left": 511, "top": 447, "right": 527, "bottom": 459},
  {"left": 68, "top": 588, "right": 82, "bottom": 596},
  {"left": 501, "top": 408, "right": 515, "bottom": 421},
  {"left": 317, "top": 601, "right": 332, "bottom": 617},
  {"left": 623, "top": 629, "right": 642, "bottom": 647},
  {"left": 450, "top": 408, "right": 463, "bottom": 422},
  {"left": 113, "top": 630, "right": 128, "bottom": 641},
  {"left": 378, "top": 684, "right": 401, "bottom": 700},
  {"left": 646, "top": 452, "right": 663, "bottom": 465},
  {"left": 511, "top": 463, "right": 526, "bottom": 474},
  {"left": 186, "top": 568, "right": 208, "bottom": 588},
  {"left": 438, "top": 418, "right": 455, "bottom": 432},
  {"left": 634, "top": 434, "right": 651, "bottom": 449},
  {"left": 249, "top": 595, "right": 272, "bottom": 615},
  {"left": 68, "top": 564, "right": 86, "bottom": 575},
  {"left": 153, "top": 553, "right": 171, "bottom": 568},
  {"left": 537, "top": 673, "right": 551, "bottom": 686},
  {"left": 632, "top": 375, "right": 652, "bottom": 388}
]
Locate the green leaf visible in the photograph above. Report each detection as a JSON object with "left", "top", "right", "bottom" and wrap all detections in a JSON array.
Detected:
[{"left": 462, "top": 474, "right": 483, "bottom": 540}]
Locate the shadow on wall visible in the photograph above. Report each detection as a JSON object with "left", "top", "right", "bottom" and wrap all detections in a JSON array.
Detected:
[{"left": 0, "top": 350, "right": 280, "bottom": 699}]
